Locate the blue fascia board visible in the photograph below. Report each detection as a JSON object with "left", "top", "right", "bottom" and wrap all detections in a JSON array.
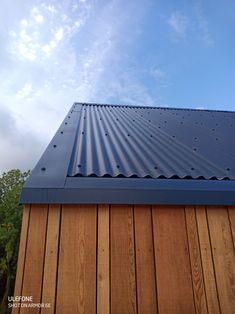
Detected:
[{"left": 20, "top": 178, "right": 235, "bottom": 205}]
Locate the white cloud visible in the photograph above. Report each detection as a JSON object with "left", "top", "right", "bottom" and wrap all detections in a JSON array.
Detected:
[
  {"left": 20, "top": 29, "right": 31, "bottom": 43},
  {"left": 168, "top": 12, "right": 189, "bottom": 40},
  {"left": 195, "top": 4, "right": 214, "bottom": 47},
  {"left": 54, "top": 28, "right": 64, "bottom": 41},
  {"left": 21, "top": 19, "right": 29, "bottom": 27},
  {"left": 0, "top": 105, "right": 46, "bottom": 174},
  {"left": 16, "top": 83, "right": 33, "bottom": 99},
  {"left": 31, "top": 7, "right": 44, "bottom": 24},
  {"left": 150, "top": 67, "right": 167, "bottom": 87}
]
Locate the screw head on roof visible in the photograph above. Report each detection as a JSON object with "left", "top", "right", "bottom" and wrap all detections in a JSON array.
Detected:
[
  {"left": 41, "top": 167, "right": 46, "bottom": 171},
  {"left": 191, "top": 167, "right": 195, "bottom": 170},
  {"left": 116, "top": 165, "right": 120, "bottom": 168},
  {"left": 60, "top": 131, "right": 63, "bottom": 134},
  {"left": 53, "top": 145, "right": 57, "bottom": 148},
  {"left": 78, "top": 164, "right": 81, "bottom": 168},
  {"left": 65, "top": 122, "right": 68, "bottom": 125},
  {"left": 226, "top": 168, "right": 230, "bottom": 171}
]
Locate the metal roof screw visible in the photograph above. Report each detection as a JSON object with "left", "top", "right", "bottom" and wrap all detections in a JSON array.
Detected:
[
  {"left": 191, "top": 167, "right": 195, "bottom": 170},
  {"left": 53, "top": 145, "right": 57, "bottom": 148},
  {"left": 172, "top": 135, "right": 175, "bottom": 138},
  {"left": 116, "top": 165, "right": 120, "bottom": 169},
  {"left": 194, "top": 137, "right": 198, "bottom": 140},
  {"left": 84, "top": 117, "right": 86, "bottom": 119},
  {"left": 154, "top": 166, "right": 158, "bottom": 169},
  {"left": 158, "top": 126, "right": 161, "bottom": 129},
  {"left": 216, "top": 138, "right": 219, "bottom": 140},
  {"left": 116, "top": 118, "right": 119, "bottom": 121},
  {"left": 127, "top": 134, "right": 130, "bottom": 137},
  {"left": 226, "top": 168, "right": 230, "bottom": 171},
  {"left": 78, "top": 164, "right": 82, "bottom": 168},
  {"left": 60, "top": 131, "right": 63, "bottom": 134},
  {"left": 193, "top": 148, "right": 197, "bottom": 151},
  {"left": 68, "top": 116, "right": 71, "bottom": 118},
  {"left": 150, "top": 134, "right": 153, "bottom": 137},
  {"left": 100, "top": 118, "right": 102, "bottom": 120},
  {"left": 82, "top": 131, "right": 84, "bottom": 135},
  {"left": 41, "top": 167, "right": 46, "bottom": 171},
  {"left": 212, "top": 128, "right": 215, "bottom": 131},
  {"left": 65, "top": 122, "right": 68, "bottom": 125}
]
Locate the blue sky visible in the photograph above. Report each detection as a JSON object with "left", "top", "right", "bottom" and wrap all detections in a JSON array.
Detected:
[{"left": 0, "top": 0, "right": 235, "bottom": 173}]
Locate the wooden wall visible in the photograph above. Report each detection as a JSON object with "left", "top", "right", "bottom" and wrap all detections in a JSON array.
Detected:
[{"left": 13, "top": 204, "right": 235, "bottom": 314}]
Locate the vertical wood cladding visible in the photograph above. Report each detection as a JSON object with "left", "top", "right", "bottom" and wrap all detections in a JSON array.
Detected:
[{"left": 14, "top": 205, "right": 235, "bottom": 314}]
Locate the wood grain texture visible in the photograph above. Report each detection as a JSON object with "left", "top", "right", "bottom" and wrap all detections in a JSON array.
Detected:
[
  {"left": 56, "top": 205, "right": 97, "bottom": 314},
  {"left": 20, "top": 205, "right": 48, "bottom": 314},
  {"left": 207, "top": 206, "right": 235, "bottom": 314},
  {"left": 228, "top": 206, "right": 235, "bottom": 249},
  {"left": 134, "top": 205, "right": 158, "bottom": 314},
  {"left": 97, "top": 205, "right": 110, "bottom": 314},
  {"left": 195, "top": 206, "right": 220, "bottom": 314},
  {"left": 12, "top": 205, "right": 30, "bottom": 314},
  {"left": 185, "top": 206, "right": 208, "bottom": 314},
  {"left": 111, "top": 205, "right": 137, "bottom": 314},
  {"left": 41, "top": 205, "right": 61, "bottom": 314},
  {"left": 152, "top": 206, "right": 195, "bottom": 314}
]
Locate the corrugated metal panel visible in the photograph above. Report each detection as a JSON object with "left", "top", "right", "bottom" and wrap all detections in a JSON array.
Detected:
[{"left": 67, "top": 103, "right": 235, "bottom": 180}]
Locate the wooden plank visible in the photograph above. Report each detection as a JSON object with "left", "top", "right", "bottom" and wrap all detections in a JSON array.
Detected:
[
  {"left": 134, "top": 205, "right": 158, "bottom": 313},
  {"left": 195, "top": 206, "right": 220, "bottom": 314},
  {"left": 12, "top": 205, "right": 30, "bottom": 314},
  {"left": 152, "top": 206, "right": 195, "bottom": 314},
  {"left": 207, "top": 206, "right": 235, "bottom": 314},
  {"left": 20, "top": 204, "right": 48, "bottom": 314},
  {"left": 185, "top": 206, "right": 208, "bottom": 313},
  {"left": 56, "top": 205, "right": 97, "bottom": 314},
  {"left": 97, "top": 205, "right": 110, "bottom": 314},
  {"left": 41, "top": 205, "right": 61, "bottom": 314},
  {"left": 228, "top": 206, "right": 235, "bottom": 249},
  {"left": 110, "top": 205, "right": 137, "bottom": 314}
]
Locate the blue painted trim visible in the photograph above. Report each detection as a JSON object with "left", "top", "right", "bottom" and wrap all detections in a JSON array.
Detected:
[{"left": 20, "top": 178, "right": 235, "bottom": 205}]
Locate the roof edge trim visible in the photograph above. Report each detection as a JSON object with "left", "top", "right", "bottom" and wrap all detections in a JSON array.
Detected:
[
  {"left": 20, "top": 178, "right": 235, "bottom": 205},
  {"left": 74, "top": 102, "right": 235, "bottom": 113}
]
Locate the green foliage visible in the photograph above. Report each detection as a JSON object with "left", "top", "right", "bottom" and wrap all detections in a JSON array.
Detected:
[{"left": 0, "top": 169, "right": 30, "bottom": 313}]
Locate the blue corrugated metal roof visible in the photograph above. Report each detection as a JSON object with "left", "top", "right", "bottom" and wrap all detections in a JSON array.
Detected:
[{"left": 21, "top": 102, "right": 235, "bottom": 204}]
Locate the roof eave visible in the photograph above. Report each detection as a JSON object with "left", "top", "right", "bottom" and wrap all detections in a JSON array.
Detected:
[{"left": 20, "top": 177, "right": 235, "bottom": 205}]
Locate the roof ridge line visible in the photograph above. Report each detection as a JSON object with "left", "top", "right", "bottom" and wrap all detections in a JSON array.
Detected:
[{"left": 73, "top": 102, "right": 235, "bottom": 113}]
